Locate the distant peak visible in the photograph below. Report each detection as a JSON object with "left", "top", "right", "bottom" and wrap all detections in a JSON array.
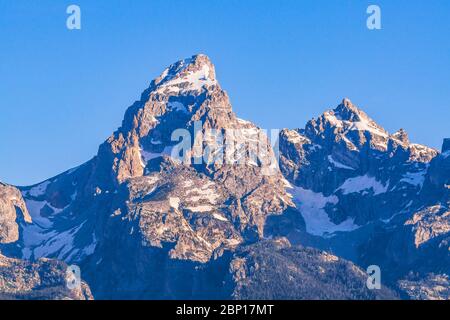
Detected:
[{"left": 314, "top": 99, "right": 389, "bottom": 141}]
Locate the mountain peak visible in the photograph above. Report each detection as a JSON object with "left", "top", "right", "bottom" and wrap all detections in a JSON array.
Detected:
[
  {"left": 333, "top": 98, "right": 365, "bottom": 122},
  {"left": 152, "top": 54, "right": 217, "bottom": 93},
  {"left": 392, "top": 128, "right": 410, "bottom": 145},
  {"left": 342, "top": 97, "right": 353, "bottom": 108},
  {"left": 309, "top": 99, "right": 390, "bottom": 149}
]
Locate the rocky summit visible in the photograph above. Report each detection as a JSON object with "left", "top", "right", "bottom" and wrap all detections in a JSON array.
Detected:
[
  {"left": 0, "top": 55, "right": 448, "bottom": 300},
  {"left": 276, "top": 98, "right": 449, "bottom": 299}
]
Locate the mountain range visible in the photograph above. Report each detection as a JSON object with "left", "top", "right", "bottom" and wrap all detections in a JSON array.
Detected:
[{"left": 0, "top": 54, "right": 448, "bottom": 300}]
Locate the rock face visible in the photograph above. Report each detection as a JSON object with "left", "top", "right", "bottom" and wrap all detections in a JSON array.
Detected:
[
  {"left": 0, "top": 55, "right": 448, "bottom": 300},
  {"left": 0, "top": 254, "right": 92, "bottom": 300}
]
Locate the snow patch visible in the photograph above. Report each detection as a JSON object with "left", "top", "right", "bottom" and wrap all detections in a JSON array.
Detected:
[
  {"left": 27, "top": 181, "right": 51, "bottom": 197},
  {"left": 349, "top": 121, "right": 388, "bottom": 138},
  {"left": 156, "top": 64, "right": 216, "bottom": 94},
  {"left": 168, "top": 101, "right": 187, "bottom": 113},
  {"left": 284, "top": 130, "right": 309, "bottom": 145},
  {"left": 140, "top": 146, "right": 175, "bottom": 164},
  {"left": 290, "top": 186, "right": 360, "bottom": 237},
  {"left": 169, "top": 197, "right": 180, "bottom": 209},
  {"left": 186, "top": 185, "right": 220, "bottom": 204},
  {"left": 212, "top": 213, "right": 228, "bottom": 222},
  {"left": 325, "top": 111, "right": 388, "bottom": 138},
  {"left": 150, "top": 138, "right": 162, "bottom": 145},
  {"left": 21, "top": 198, "right": 96, "bottom": 262},
  {"left": 225, "top": 239, "right": 241, "bottom": 246},
  {"left": 237, "top": 118, "right": 251, "bottom": 125},
  {"left": 185, "top": 205, "right": 213, "bottom": 212},
  {"left": 337, "top": 175, "right": 388, "bottom": 195},
  {"left": 327, "top": 155, "right": 355, "bottom": 170},
  {"left": 324, "top": 112, "right": 344, "bottom": 128},
  {"left": 25, "top": 200, "right": 54, "bottom": 228},
  {"left": 400, "top": 170, "right": 426, "bottom": 187}
]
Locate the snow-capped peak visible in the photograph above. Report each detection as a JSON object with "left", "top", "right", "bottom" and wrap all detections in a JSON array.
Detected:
[{"left": 153, "top": 54, "right": 217, "bottom": 95}]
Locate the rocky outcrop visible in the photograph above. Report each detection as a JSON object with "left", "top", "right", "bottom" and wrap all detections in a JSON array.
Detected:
[
  {"left": 0, "top": 254, "right": 92, "bottom": 300},
  {"left": 0, "top": 182, "right": 31, "bottom": 243},
  {"left": 227, "top": 238, "right": 397, "bottom": 300},
  {"left": 399, "top": 273, "right": 450, "bottom": 300},
  {"left": 405, "top": 205, "right": 450, "bottom": 248}
]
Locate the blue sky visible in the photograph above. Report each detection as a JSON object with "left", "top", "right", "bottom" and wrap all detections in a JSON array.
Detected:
[{"left": 1, "top": 0, "right": 449, "bottom": 185}]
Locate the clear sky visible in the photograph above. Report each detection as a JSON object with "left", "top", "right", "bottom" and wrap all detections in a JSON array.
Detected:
[{"left": 1, "top": 0, "right": 449, "bottom": 185}]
